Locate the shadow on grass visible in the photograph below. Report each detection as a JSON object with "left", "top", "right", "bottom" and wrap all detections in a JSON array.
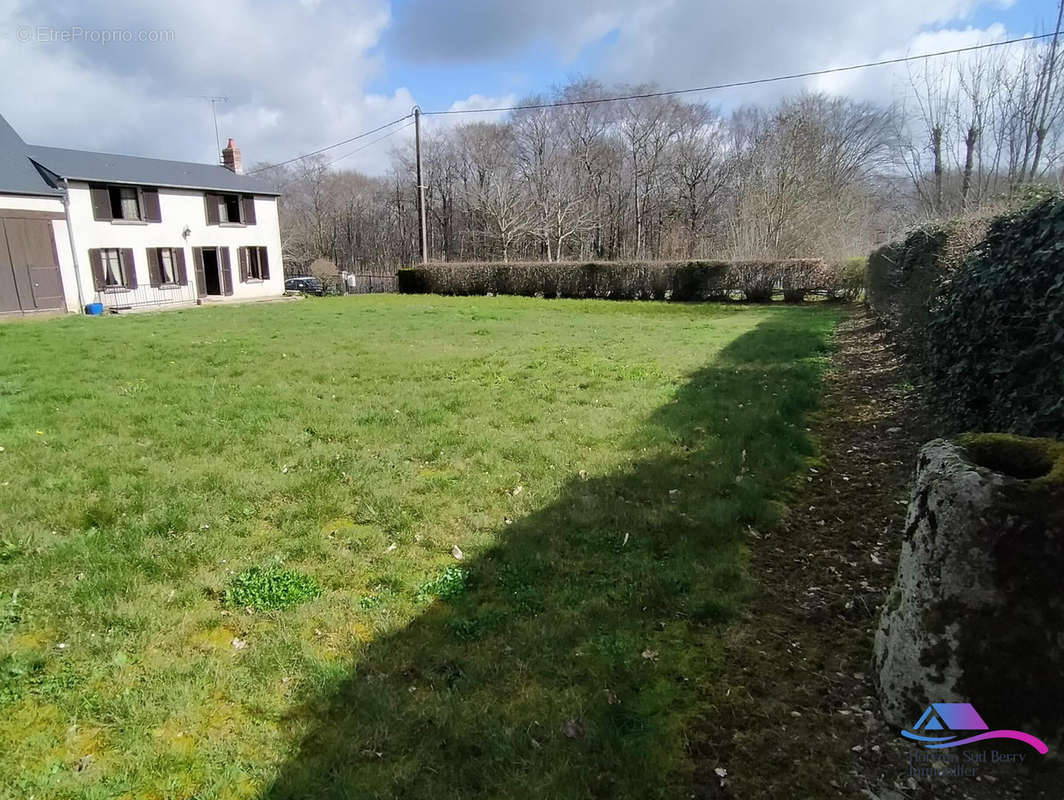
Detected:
[{"left": 262, "top": 314, "right": 833, "bottom": 800}]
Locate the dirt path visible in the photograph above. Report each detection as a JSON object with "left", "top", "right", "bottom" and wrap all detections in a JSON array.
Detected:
[{"left": 689, "top": 307, "right": 1061, "bottom": 800}]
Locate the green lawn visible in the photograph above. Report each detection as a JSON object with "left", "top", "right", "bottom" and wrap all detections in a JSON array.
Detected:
[{"left": 0, "top": 296, "right": 838, "bottom": 799}]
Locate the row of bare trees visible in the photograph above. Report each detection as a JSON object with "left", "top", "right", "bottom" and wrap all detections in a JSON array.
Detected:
[
  {"left": 900, "top": 18, "right": 1064, "bottom": 216},
  {"left": 261, "top": 36, "right": 1064, "bottom": 273}
]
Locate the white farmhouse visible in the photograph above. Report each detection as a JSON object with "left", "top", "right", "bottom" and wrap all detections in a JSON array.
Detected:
[{"left": 0, "top": 113, "right": 284, "bottom": 314}]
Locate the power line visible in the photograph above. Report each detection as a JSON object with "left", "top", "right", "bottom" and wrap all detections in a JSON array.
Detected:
[
  {"left": 327, "top": 119, "right": 416, "bottom": 168},
  {"left": 248, "top": 113, "right": 412, "bottom": 174},
  {"left": 421, "top": 32, "right": 1057, "bottom": 117},
  {"left": 251, "top": 30, "right": 1055, "bottom": 175},
  {"left": 274, "top": 120, "right": 416, "bottom": 189}
]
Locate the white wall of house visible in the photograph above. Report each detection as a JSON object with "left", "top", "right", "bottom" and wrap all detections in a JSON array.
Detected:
[
  {"left": 0, "top": 193, "right": 79, "bottom": 312},
  {"left": 65, "top": 181, "right": 284, "bottom": 311}
]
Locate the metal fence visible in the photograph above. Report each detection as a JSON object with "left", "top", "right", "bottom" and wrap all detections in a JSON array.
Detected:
[
  {"left": 91, "top": 282, "right": 199, "bottom": 312},
  {"left": 308, "top": 273, "right": 397, "bottom": 295},
  {"left": 344, "top": 273, "right": 397, "bottom": 294}
]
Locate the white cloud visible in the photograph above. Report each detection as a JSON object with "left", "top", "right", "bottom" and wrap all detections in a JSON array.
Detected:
[
  {"left": 388, "top": 0, "right": 1023, "bottom": 113},
  {"left": 594, "top": 0, "right": 1005, "bottom": 107},
  {"left": 0, "top": 0, "right": 1038, "bottom": 181},
  {"left": 0, "top": 0, "right": 410, "bottom": 171},
  {"left": 445, "top": 93, "right": 517, "bottom": 113},
  {"left": 810, "top": 23, "right": 1012, "bottom": 104}
]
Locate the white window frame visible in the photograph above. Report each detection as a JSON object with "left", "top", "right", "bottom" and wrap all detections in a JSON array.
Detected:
[
  {"left": 159, "top": 248, "right": 177, "bottom": 284},
  {"left": 101, "top": 248, "right": 127, "bottom": 287}
]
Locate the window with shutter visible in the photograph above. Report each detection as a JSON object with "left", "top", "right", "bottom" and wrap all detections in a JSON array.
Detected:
[
  {"left": 89, "top": 186, "right": 113, "bottom": 221},
  {"left": 204, "top": 194, "right": 220, "bottom": 225},
  {"left": 141, "top": 189, "right": 162, "bottom": 222},
  {"left": 241, "top": 247, "right": 269, "bottom": 281},
  {"left": 105, "top": 187, "right": 142, "bottom": 220},
  {"left": 192, "top": 248, "right": 206, "bottom": 296},
  {"left": 120, "top": 249, "right": 137, "bottom": 289},
  {"left": 147, "top": 248, "right": 162, "bottom": 286},
  {"left": 175, "top": 249, "right": 188, "bottom": 286},
  {"left": 146, "top": 248, "right": 180, "bottom": 286},
  {"left": 88, "top": 248, "right": 105, "bottom": 288},
  {"left": 218, "top": 194, "right": 242, "bottom": 224},
  {"left": 96, "top": 248, "right": 126, "bottom": 288},
  {"left": 159, "top": 248, "right": 177, "bottom": 284},
  {"left": 220, "top": 248, "right": 233, "bottom": 295}
]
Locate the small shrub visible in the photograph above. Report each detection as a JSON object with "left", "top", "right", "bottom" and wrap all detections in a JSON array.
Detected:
[
  {"left": 0, "top": 590, "right": 22, "bottom": 630},
  {"left": 225, "top": 566, "right": 322, "bottom": 611},
  {"left": 415, "top": 565, "right": 468, "bottom": 603},
  {"left": 824, "top": 258, "right": 865, "bottom": 301}
]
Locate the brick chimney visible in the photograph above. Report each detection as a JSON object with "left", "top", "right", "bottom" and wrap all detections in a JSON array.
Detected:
[{"left": 221, "top": 137, "right": 242, "bottom": 174}]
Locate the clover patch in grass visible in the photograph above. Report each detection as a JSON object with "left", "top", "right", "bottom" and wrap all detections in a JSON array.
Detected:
[
  {"left": 224, "top": 566, "right": 322, "bottom": 611},
  {"left": 415, "top": 565, "right": 468, "bottom": 603}
]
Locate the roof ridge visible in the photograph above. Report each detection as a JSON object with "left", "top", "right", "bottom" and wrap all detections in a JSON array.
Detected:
[{"left": 27, "top": 142, "right": 229, "bottom": 170}]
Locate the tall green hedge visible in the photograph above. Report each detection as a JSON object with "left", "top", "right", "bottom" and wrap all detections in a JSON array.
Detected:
[
  {"left": 397, "top": 259, "right": 830, "bottom": 302},
  {"left": 865, "top": 218, "right": 990, "bottom": 360},
  {"left": 925, "top": 197, "right": 1064, "bottom": 437}
]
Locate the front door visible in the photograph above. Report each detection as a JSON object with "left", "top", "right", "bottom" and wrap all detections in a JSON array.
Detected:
[
  {"left": 192, "top": 246, "right": 233, "bottom": 298},
  {"left": 0, "top": 216, "right": 65, "bottom": 313}
]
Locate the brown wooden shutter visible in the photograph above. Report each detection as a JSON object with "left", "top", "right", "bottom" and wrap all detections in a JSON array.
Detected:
[
  {"left": 141, "top": 189, "right": 162, "bottom": 222},
  {"left": 192, "top": 248, "right": 206, "bottom": 297},
  {"left": 220, "top": 247, "right": 233, "bottom": 295},
  {"left": 146, "top": 248, "right": 162, "bottom": 286},
  {"left": 258, "top": 247, "right": 270, "bottom": 280},
  {"left": 175, "top": 249, "right": 188, "bottom": 286},
  {"left": 204, "top": 194, "right": 220, "bottom": 225},
  {"left": 237, "top": 247, "right": 248, "bottom": 282},
  {"left": 90, "top": 186, "right": 112, "bottom": 221},
  {"left": 120, "top": 249, "right": 137, "bottom": 289},
  {"left": 241, "top": 195, "right": 256, "bottom": 225},
  {"left": 88, "top": 248, "right": 105, "bottom": 289}
]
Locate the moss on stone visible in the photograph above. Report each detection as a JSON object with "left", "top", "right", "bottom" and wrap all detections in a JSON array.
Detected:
[{"left": 957, "top": 432, "right": 1064, "bottom": 485}]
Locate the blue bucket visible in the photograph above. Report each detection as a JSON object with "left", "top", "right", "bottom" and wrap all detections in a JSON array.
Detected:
[{"left": 84, "top": 302, "right": 104, "bottom": 316}]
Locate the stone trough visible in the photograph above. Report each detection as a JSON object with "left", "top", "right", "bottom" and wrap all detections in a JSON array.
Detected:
[{"left": 874, "top": 434, "right": 1064, "bottom": 745}]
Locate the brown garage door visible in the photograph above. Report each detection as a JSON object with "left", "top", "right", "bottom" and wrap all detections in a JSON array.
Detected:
[{"left": 0, "top": 216, "right": 65, "bottom": 313}]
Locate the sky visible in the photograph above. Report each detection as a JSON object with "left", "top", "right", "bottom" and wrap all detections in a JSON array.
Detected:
[{"left": 0, "top": 0, "right": 1058, "bottom": 175}]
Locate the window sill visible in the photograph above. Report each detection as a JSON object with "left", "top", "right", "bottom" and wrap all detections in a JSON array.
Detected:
[
  {"left": 100, "top": 286, "right": 132, "bottom": 293},
  {"left": 243, "top": 278, "right": 265, "bottom": 284},
  {"left": 217, "top": 222, "right": 247, "bottom": 228},
  {"left": 109, "top": 219, "right": 149, "bottom": 226},
  {"left": 156, "top": 283, "right": 187, "bottom": 290}
]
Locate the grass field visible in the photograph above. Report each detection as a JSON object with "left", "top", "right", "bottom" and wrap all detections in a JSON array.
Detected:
[{"left": 0, "top": 296, "right": 838, "bottom": 799}]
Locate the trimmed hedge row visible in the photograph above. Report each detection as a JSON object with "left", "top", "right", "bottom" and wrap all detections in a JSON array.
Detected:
[
  {"left": 925, "top": 197, "right": 1064, "bottom": 437},
  {"left": 865, "top": 217, "right": 990, "bottom": 359},
  {"left": 397, "top": 259, "right": 831, "bottom": 302}
]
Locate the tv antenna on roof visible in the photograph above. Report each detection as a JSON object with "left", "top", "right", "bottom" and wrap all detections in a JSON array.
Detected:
[{"left": 187, "top": 95, "right": 230, "bottom": 160}]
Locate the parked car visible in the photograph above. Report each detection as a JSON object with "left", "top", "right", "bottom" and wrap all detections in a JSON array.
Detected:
[{"left": 284, "top": 276, "right": 325, "bottom": 296}]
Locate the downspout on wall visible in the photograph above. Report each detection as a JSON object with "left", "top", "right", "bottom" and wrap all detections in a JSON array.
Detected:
[{"left": 60, "top": 177, "right": 86, "bottom": 312}]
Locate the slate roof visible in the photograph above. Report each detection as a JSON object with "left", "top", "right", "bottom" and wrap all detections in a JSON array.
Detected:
[
  {"left": 1, "top": 113, "right": 279, "bottom": 197},
  {"left": 0, "top": 114, "right": 61, "bottom": 196}
]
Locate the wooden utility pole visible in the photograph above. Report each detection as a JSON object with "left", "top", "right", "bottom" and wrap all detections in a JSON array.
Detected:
[{"left": 413, "top": 106, "right": 428, "bottom": 264}]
